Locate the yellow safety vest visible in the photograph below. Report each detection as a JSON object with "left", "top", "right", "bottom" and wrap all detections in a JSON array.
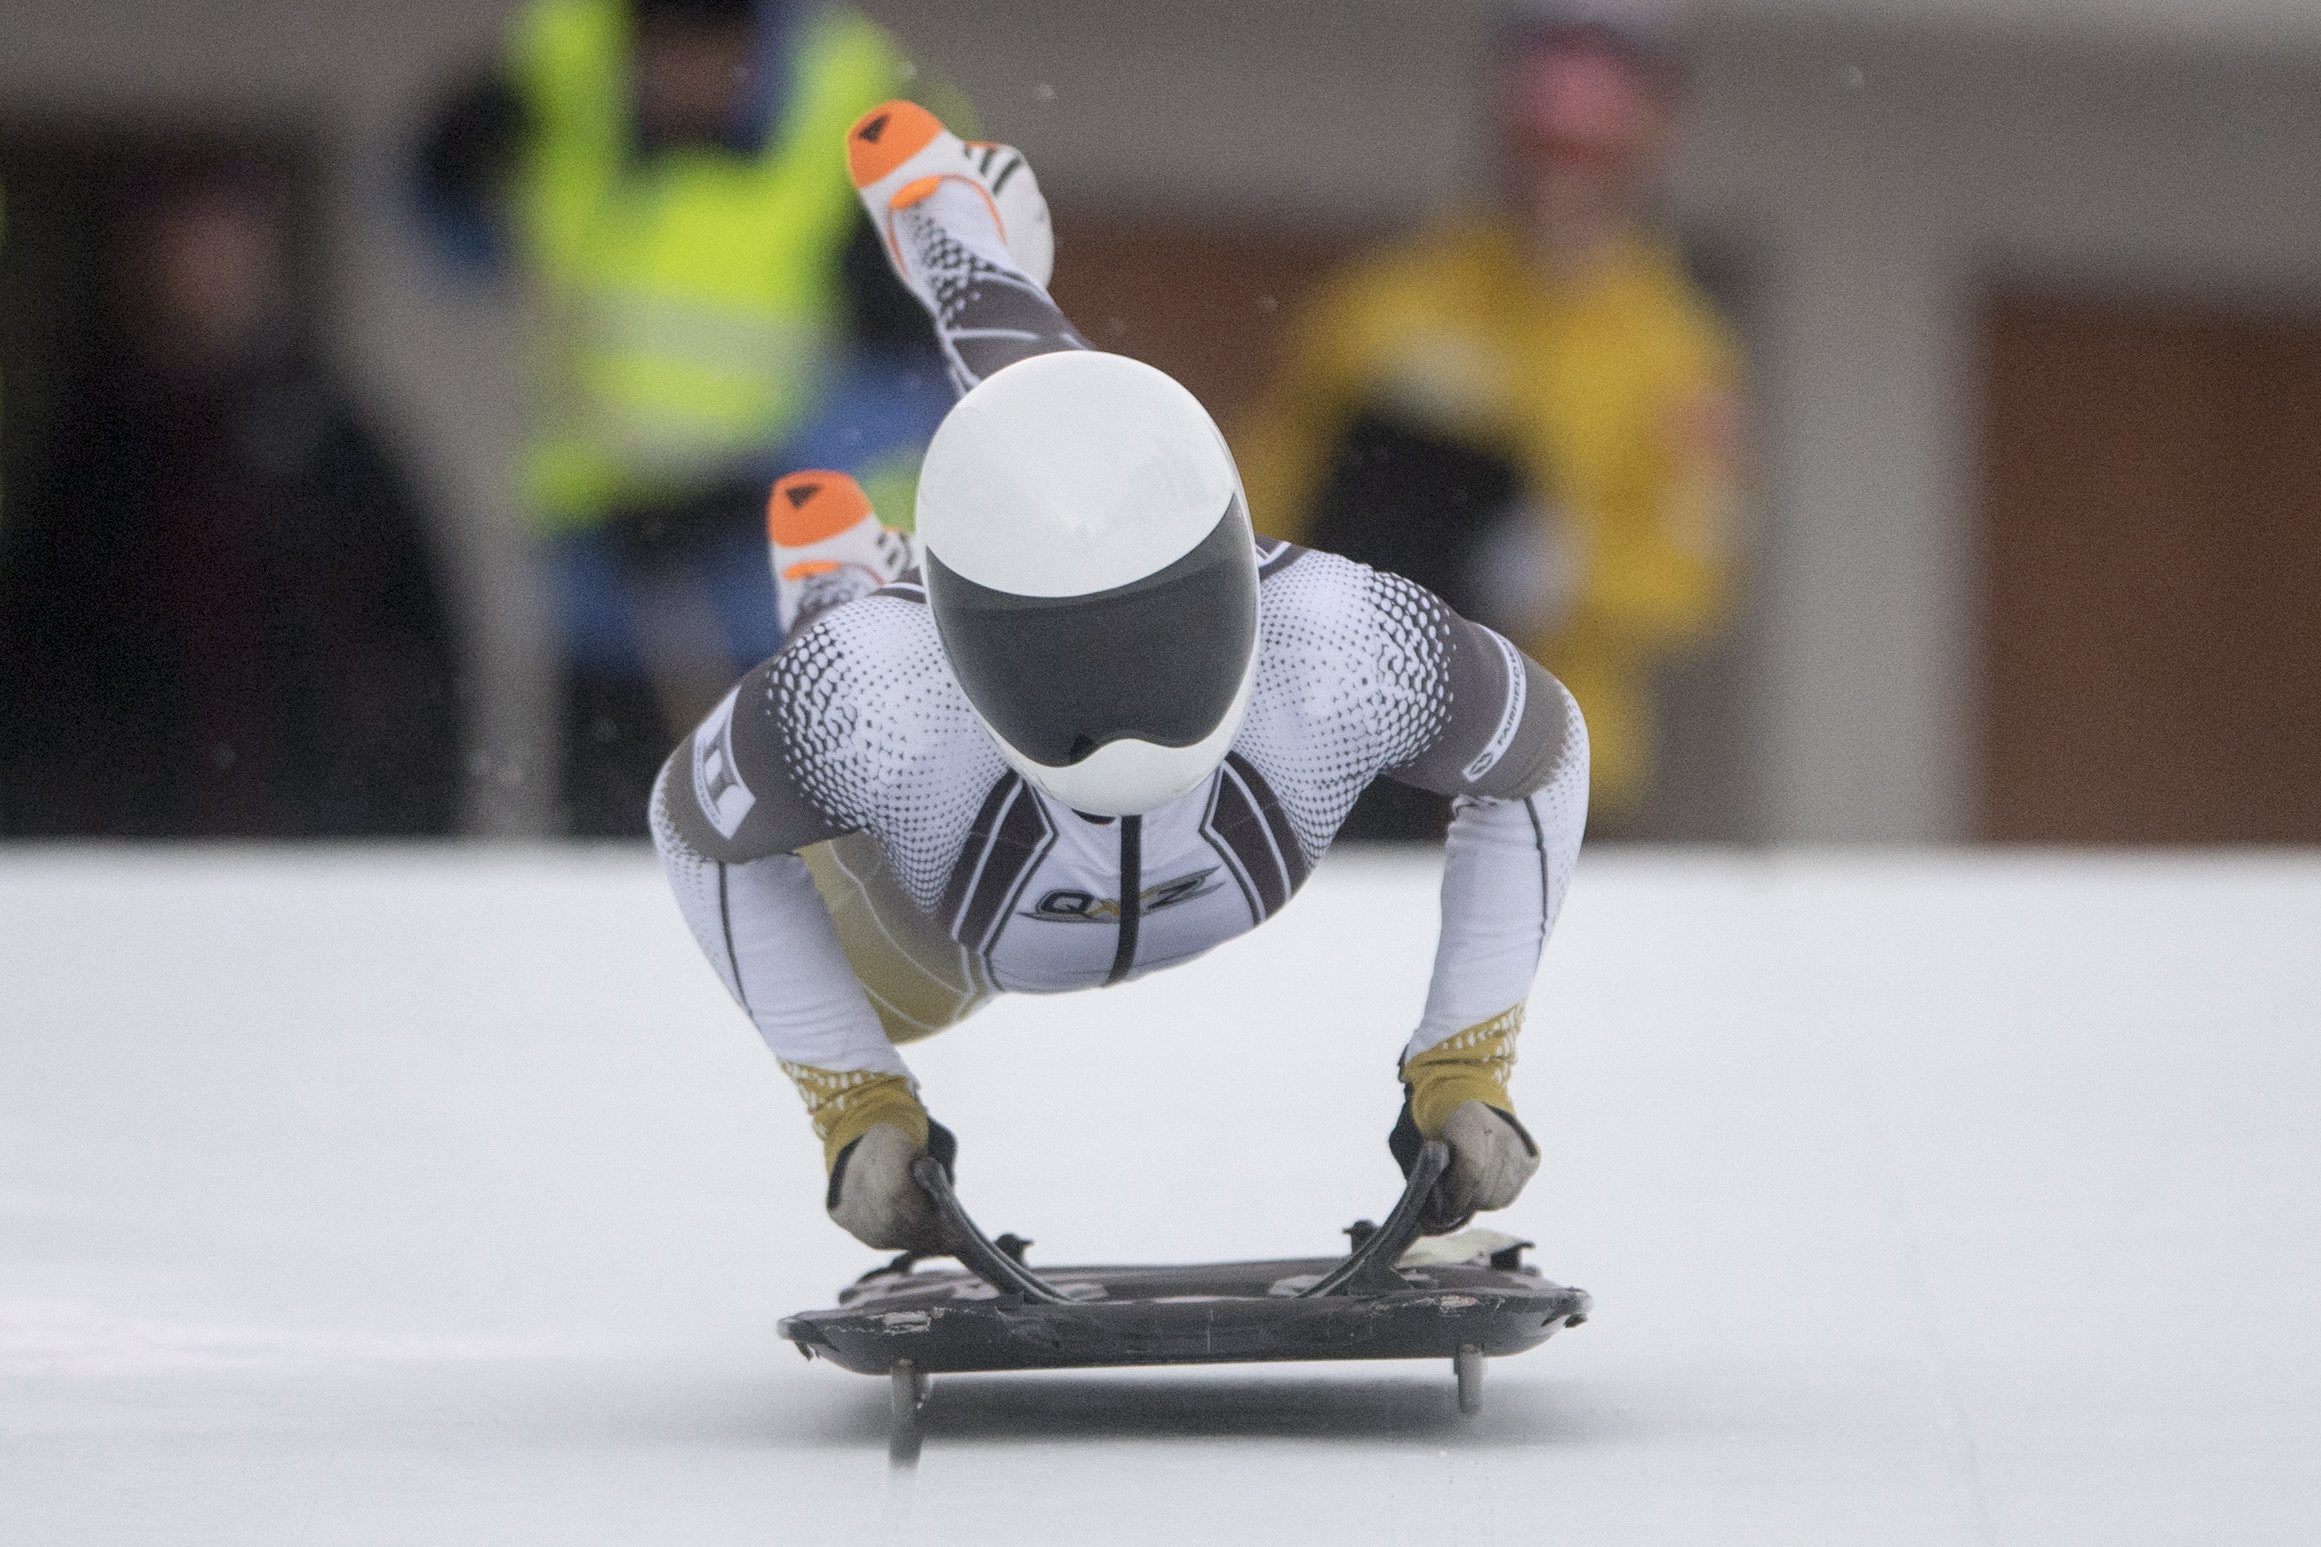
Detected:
[{"left": 510, "top": 0, "right": 905, "bottom": 529}]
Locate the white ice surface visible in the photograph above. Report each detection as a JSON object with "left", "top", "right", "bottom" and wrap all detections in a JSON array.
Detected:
[{"left": 2, "top": 846, "right": 2316, "bottom": 1545}]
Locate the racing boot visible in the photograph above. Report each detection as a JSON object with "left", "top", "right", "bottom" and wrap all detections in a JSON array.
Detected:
[
  {"left": 845, "top": 98, "right": 1054, "bottom": 295},
  {"left": 768, "top": 470, "right": 915, "bottom": 634}
]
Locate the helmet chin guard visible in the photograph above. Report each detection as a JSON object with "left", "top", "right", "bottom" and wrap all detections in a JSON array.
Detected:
[
  {"left": 979, "top": 657, "right": 1256, "bottom": 817},
  {"left": 916, "top": 351, "right": 1260, "bottom": 817}
]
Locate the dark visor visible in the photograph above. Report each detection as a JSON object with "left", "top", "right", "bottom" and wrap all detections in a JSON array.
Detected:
[{"left": 927, "top": 497, "right": 1258, "bottom": 767}]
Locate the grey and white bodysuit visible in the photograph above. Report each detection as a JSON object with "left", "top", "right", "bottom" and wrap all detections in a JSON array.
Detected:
[{"left": 648, "top": 159, "right": 1589, "bottom": 1155}]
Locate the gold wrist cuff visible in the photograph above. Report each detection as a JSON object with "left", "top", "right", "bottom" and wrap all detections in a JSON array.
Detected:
[
  {"left": 1401, "top": 1004, "right": 1525, "bottom": 1139},
  {"left": 780, "top": 1061, "right": 931, "bottom": 1172}
]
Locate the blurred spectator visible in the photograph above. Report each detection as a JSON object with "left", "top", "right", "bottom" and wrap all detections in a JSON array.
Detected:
[
  {"left": 0, "top": 180, "right": 7, "bottom": 517},
  {"left": 0, "top": 164, "right": 464, "bottom": 838},
  {"left": 414, "top": 0, "right": 948, "bottom": 836},
  {"left": 1238, "top": 0, "right": 1743, "bottom": 838}
]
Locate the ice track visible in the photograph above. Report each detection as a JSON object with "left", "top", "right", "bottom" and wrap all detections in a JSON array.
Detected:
[{"left": 3, "top": 846, "right": 2316, "bottom": 1544}]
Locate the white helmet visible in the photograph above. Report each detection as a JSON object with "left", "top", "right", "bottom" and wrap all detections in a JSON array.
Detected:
[{"left": 916, "top": 351, "right": 1259, "bottom": 817}]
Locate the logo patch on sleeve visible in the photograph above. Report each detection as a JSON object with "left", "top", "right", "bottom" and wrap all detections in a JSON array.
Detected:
[
  {"left": 691, "top": 686, "right": 757, "bottom": 840},
  {"left": 1461, "top": 629, "right": 1528, "bottom": 784}
]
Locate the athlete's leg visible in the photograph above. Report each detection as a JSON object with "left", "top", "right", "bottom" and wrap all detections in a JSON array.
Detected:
[{"left": 847, "top": 102, "right": 1090, "bottom": 389}]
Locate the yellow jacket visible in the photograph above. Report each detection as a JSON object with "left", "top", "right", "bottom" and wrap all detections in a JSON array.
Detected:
[{"left": 1237, "top": 217, "right": 1743, "bottom": 814}]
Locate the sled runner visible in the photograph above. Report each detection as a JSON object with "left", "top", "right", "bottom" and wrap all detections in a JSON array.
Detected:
[{"left": 778, "top": 1141, "right": 1591, "bottom": 1459}]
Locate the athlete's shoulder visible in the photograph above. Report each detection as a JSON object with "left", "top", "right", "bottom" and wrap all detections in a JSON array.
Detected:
[
  {"left": 774, "top": 584, "right": 944, "bottom": 705},
  {"left": 1256, "top": 541, "right": 1455, "bottom": 655},
  {"left": 1249, "top": 543, "right": 1457, "bottom": 770},
  {"left": 766, "top": 585, "right": 1004, "bottom": 825},
  {"left": 772, "top": 586, "right": 959, "bottom": 740}
]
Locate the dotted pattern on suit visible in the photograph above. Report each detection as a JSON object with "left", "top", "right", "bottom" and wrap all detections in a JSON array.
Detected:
[
  {"left": 764, "top": 549, "right": 1461, "bottom": 914},
  {"left": 1236, "top": 551, "right": 1457, "bottom": 862},
  {"left": 770, "top": 593, "right": 1011, "bottom": 913},
  {"left": 892, "top": 189, "right": 1087, "bottom": 386}
]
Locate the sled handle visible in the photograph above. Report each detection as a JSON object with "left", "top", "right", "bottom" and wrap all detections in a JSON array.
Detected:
[
  {"left": 912, "top": 1155, "right": 1076, "bottom": 1304},
  {"left": 911, "top": 1139, "right": 1451, "bottom": 1304},
  {"left": 1297, "top": 1140, "right": 1450, "bottom": 1299}
]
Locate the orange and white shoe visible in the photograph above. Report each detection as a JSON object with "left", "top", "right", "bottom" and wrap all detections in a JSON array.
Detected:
[
  {"left": 845, "top": 99, "right": 1053, "bottom": 290},
  {"left": 768, "top": 471, "right": 915, "bottom": 634}
]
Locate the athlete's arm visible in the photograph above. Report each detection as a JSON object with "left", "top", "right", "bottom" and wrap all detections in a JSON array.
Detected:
[
  {"left": 650, "top": 650, "right": 937, "bottom": 1243},
  {"left": 1368, "top": 578, "right": 1590, "bottom": 1225},
  {"left": 1389, "top": 607, "right": 1588, "bottom": 1052}
]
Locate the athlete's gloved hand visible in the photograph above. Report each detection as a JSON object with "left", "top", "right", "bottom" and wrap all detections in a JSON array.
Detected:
[
  {"left": 788, "top": 1065, "right": 958, "bottom": 1254},
  {"left": 1389, "top": 1009, "right": 1540, "bottom": 1233},
  {"left": 827, "top": 1120, "right": 956, "bottom": 1254}
]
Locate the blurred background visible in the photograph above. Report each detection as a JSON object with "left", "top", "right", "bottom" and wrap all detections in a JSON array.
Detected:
[{"left": 1, "top": 0, "right": 2315, "bottom": 846}]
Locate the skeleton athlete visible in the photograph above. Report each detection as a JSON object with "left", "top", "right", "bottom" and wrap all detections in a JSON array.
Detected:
[{"left": 651, "top": 102, "right": 1589, "bottom": 1252}]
